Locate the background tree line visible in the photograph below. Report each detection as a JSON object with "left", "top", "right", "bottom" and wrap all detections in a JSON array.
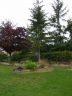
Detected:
[{"left": 0, "top": 0, "right": 72, "bottom": 63}]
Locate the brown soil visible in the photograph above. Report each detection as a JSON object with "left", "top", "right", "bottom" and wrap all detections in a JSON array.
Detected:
[{"left": 15, "top": 67, "right": 53, "bottom": 74}]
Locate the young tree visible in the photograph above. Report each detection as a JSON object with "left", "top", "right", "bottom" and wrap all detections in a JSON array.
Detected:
[
  {"left": 48, "top": 0, "right": 68, "bottom": 45},
  {"left": 28, "top": 0, "right": 48, "bottom": 63},
  {"left": 0, "top": 21, "right": 30, "bottom": 60}
]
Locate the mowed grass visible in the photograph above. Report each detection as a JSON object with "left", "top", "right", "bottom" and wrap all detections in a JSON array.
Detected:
[{"left": 0, "top": 65, "right": 72, "bottom": 96}]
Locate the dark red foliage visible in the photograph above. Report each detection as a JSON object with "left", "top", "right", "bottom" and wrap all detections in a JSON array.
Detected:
[{"left": 0, "top": 21, "right": 30, "bottom": 55}]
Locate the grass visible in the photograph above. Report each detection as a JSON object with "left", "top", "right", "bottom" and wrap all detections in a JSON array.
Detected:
[{"left": 0, "top": 65, "right": 72, "bottom": 96}]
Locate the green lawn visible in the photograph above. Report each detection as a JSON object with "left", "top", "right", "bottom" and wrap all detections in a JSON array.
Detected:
[{"left": 0, "top": 65, "right": 72, "bottom": 96}]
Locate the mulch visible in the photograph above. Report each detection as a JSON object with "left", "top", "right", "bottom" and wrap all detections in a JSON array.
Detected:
[{"left": 14, "top": 67, "right": 53, "bottom": 74}]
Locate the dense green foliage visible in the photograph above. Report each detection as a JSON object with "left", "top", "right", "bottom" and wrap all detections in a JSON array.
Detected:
[
  {"left": 24, "top": 60, "right": 38, "bottom": 70},
  {"left": 66, "top": 19, "right": 72, "bottom": 39},
  {"left": 28, "top": 0, "right": 48, "bottom": 63},
  {"left": 11, "top": 51, "right": 29, "bottom": 62},
  {"left": 41, "top": 51, "right": 72, "bottom": 62},
  {"left": 0, "top": 52, "right": 8, "bottom": 62}
]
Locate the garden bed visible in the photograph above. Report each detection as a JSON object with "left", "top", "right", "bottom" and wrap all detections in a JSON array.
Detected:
[{"left": 14, "top": 67, "right": 53, "bottom": 74}]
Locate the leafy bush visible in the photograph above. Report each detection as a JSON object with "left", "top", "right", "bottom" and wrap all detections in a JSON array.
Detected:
[
  {"left": 24, "top": 60, "right": 38, "bottom": 70},
  {"left": 41, "top": 51, "right": 72, "bottom": 62},
  {"left": 25, "top": 53, "right": 38, "bottom": 61},
  {"left": 11, "top": 51, "right": 29, "bottom": 62},
  {"left": 0, "top": 52, "right": 8, "bottom": 62}
]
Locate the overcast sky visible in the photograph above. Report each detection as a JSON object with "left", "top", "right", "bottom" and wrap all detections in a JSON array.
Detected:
[{"left": 0, "top": 0, "right": 72, "bottom": 27}]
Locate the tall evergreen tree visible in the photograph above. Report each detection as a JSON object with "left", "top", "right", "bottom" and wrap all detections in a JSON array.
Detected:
[
  {"left": 48, "top": 0, "right": 68, "bottom": 45},
  {"left": 28, "top": 0, "right": 48, "bottom": 63},
  {"left": 66, "top": 19, "right": 72, "bottom": 39},
  {"left": 64, "top": 19, "right": 72, "bottom": 51}
]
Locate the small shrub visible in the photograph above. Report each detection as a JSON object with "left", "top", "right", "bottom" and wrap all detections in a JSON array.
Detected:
[
  {"left": 11, "top": 52, "right": 27, "bottom": 62},
  {"left": 0, "top": 52, "right": 8, "bottom": 62},
  {"left": 25, "top": 60, "right": 38, "bottom": 70}
]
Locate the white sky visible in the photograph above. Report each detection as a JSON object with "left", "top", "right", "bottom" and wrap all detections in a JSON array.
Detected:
[{"left": 0, "top": 0, "right": 72, "bottom": 27}]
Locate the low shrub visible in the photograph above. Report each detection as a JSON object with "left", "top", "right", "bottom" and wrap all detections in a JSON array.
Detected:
[
  {"left": 0, "top": 52, "right": 8, "bottom": 62},
  {"left": 24, "top": 60, "right": 38, "bottom": 70},
  {"left": 11, "top": 52, "right": 28, "bottom": 62}
]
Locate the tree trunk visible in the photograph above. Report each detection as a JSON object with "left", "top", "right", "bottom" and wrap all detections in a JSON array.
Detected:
[
  {"left": 8, "top": 53, "right": 11, "bottom": 64},
  {"left": 38, "top": 48, "right": 41, "bottom": 64}
]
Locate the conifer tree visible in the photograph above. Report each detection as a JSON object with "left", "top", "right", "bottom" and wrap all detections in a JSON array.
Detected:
[
  {"left": 49, "top": 0, "right": 68, "bottom": 45},
  {"left": 28, "top": 0, "right": 48, "bottom": 63}
]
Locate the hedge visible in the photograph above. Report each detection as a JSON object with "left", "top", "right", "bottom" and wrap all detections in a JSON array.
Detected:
[{"left": 41, "top": 51, "right": 72, "bottom": 62}]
